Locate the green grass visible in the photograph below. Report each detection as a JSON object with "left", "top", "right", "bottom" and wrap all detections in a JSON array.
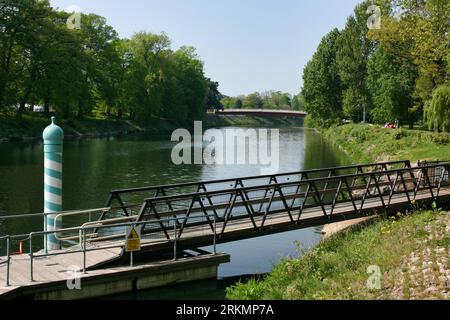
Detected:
[
  {"left": 226, "top": 210, "right": 445, "bottom": 300},
  {"left": 321, "top": 124, "right": 450, "bottom": 163},
  {"left": 205, "top": 114, "right": 303, "bottom": 128}
]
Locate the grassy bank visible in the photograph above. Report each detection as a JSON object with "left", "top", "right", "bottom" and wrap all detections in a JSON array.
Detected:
[
  {"left": 206, "top": 114, "right": 303, "bottom": 128},
  {"left": 0, "top": 114, "right": 182, "bottom": 142},
  {"left": 321, "top": 124, "right": 450, "bottom": 164},
  {"left": 226, "top": 123, "right": 450, "bottom": 300},
  {"left": 226, "top": 209, "right": 450, "bottom": 300}
]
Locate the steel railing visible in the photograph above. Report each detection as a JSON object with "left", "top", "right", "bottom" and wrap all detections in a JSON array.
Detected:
[
  {"left": 133, "top": 163, "right": 450, "bottom": 239},
  {"left": 101, "top": 160, "right": 412, "bottom": 220},
  {"left": 0, "top": 215, "right": 218, "bottom": 287}
]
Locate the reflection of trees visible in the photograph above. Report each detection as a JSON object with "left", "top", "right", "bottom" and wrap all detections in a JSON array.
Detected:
[
  {"left": 303, "top": 129, "right": 349, "bottom": 171},
  {"left": 63, "top": 138, "right": 204, "bottom": 211}
]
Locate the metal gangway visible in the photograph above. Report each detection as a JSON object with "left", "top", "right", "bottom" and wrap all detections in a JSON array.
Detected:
[{"left": 1, "top": 160, "right": 449, "bottom": 289}]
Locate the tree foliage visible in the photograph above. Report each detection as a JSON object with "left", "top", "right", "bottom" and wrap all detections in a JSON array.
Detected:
[
  {"left": 367, "top": 47, "right": 418, "bottom": 125},
  {"left": 301, "top": 29, "right": 343, "bottom": 127},
  {"left": 221, "top": 91, "right": 294, "bottom": 110},
  {"left": 424, "top": 85, "right": 450, "bottom": 132},
  {"left": 301, "top": 0, "right": 449, "bottom": 128},
  {"left": 0, "top": 1, "right": 213, "bottom": 123}
]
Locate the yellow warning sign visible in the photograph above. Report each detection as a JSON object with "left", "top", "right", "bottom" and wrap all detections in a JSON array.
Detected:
[{"left": 125, "top": 226, "right": 141, "bottom": 252}]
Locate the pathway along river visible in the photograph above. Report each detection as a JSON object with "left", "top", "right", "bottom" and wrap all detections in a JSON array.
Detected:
[{"left": 0, "top": 126, "right": 350, "bottom": 299}]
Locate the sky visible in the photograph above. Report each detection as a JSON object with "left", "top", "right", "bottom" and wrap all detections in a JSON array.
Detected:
[{"left": 49, "top": 0, "right": 362, "bottom": 97}]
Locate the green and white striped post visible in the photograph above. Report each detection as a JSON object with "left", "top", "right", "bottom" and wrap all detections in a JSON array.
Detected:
[{"left": 43, "top": 117, "right": 64, "bottom": 252}]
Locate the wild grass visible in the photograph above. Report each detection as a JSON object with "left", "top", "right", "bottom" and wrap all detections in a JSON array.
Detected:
[
  {"left": 226, "top": 210, "right": 446, "bottom": 300},
  {"left": 321, "top": 124, "right": 450, "bottom": 164}
]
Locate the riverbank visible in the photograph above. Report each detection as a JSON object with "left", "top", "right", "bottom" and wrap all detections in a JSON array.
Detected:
[
  {"left": 226, "top": 209, "right": 450, "bottom": 300},
  {"left": 321, "top": 124, "right": 449, "bottom": 164},
  {"left": 0, "top": 114, "right": 179, "bottom": 142},
  {"left": 0, "top": 114, "right": 303, "bottom": 143},
  {"left": 226, "top": 123, "right": 450, "bottom": 300}
]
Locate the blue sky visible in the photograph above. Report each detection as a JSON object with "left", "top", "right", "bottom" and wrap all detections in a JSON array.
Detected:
[{"left": 50, "top": 0, "right": 361, "bottom": 97}]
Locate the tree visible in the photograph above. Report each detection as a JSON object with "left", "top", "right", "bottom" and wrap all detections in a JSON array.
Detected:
[
  {"left": 367, "top": 47, "right": 418, "bottom": 126},
  {"left": 172, "top": 46, "right": 207, "bottom": 122},
  {"left": 243, "top": 92, "right": 263, "bottom": 109},
  {"left": 236, "top": 98, "right": 243, "bottom": 109},
  {"left": 0, "top": 3, "right": 215, "bottom": 123},
  {"left": 206, "top": 79, "right": 223, "bottom": 110},
  {"left": 0, "top": 0, "right": 55, "bottom": 115},
  {"left": 337, "top": 1, "right": 375, "bottom": 122},
  {"left": 301, "top": 29, "right": 343, "bottom": 126},
  {"left": 270, "top": 92, "right": 291, "bottom": 110},
  {"left": 291, "top": 93, "right": 304, "bottom": 111},
  {"left": 369, "top": 0, "right": 450, "bottom": 103},
  {"left": 424, "top": 85, "right": 450, "bottom": 132},
  {"left": 78, "top": 14, "right": 121, "bottom": 117}
]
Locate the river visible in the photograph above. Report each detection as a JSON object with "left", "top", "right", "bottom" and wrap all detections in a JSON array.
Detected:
[{"left": 0, "top": 126, "right": 350, "bottom": 299}]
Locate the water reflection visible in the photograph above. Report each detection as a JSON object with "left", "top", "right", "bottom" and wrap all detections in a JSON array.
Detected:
[{"left": 0, "top": 127, "right": 349, "bottom": 278}]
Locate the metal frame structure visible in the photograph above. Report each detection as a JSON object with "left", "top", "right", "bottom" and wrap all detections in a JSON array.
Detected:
[
  {"left": 132, "top": 162, "right": 450, "bottom": 241},
  {"left": 101, "top": 160, "right": 413, "bottom": 219},
  {"left": 1, "top": 161, "right": 450, "bottom": 288}
]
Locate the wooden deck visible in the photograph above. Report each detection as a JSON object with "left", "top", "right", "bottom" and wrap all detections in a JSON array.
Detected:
[{"left": 0, "top": 253, "right": 230, "bottom": 299}]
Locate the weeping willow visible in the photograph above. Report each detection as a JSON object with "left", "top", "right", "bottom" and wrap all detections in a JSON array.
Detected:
[{"left": 424, "top": 85, "right": 450, "bottom": 132}]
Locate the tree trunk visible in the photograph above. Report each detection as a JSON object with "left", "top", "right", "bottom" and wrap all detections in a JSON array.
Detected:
[
  {"left": 16, "top": 101, "right": 27, "bottom": 118},
  {"left": 44, "top": 87, "right": 51, "bottom": 114},
  {"left": 16, "top": 63, "right": 37, "bottom": 118}
]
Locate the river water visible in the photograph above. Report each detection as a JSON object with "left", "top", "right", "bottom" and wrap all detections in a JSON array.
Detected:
[{"left": 0, "top": 126, "right": 349, "bottom": 299}]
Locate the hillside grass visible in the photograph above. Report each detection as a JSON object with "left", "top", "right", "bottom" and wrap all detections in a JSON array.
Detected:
[
  {"left": 226, "top": 209, "right": 450, "bottom": 300},
  {"left": 322, "top": 124, "right": 450, "bottom": 164}
]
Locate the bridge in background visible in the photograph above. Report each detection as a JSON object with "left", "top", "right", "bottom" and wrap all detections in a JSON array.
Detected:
[
  {"left": 215, "top": 109, "right": 307, "bottom": 118},
  {"left": 1, "top": 160, "right": 449, "bottom": 298}
]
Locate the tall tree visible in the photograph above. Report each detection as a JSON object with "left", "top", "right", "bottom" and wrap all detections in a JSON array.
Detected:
[
  {"left": 424, "top": 85, "right": 450, "bottom": 132},
  {"left": 206, "top": 78, "right": 223, "bottom": 110},
  {"left": 302, "top": 29, "right": 343, "bottom": 126},
  {"left": 243, "top": 92, "right": 264, "bottom": 109},
  {"left": 367, "top": 47, "right": 418, "bottom": 126},
  {"left": 337, "top": 1, "right": 376, "bottom": 122},
  {"left": 370, "top": 0, "right": 450, "bottom": 102}
]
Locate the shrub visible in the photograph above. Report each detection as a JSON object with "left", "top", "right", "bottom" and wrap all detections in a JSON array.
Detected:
[
  {"left": 393, "top": 129, "right": 408, "bottom": 140},
  {"left": 429, "top": 132, "right": 450, "bottom": 145}
]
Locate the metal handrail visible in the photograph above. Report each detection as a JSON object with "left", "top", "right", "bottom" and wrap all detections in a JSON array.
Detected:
[
  {"left": 109, "top": 160, "right": 411, "bottom": 195},
  {"left": 2, "top": 214, "right": 218, "bottom": 286},
  {"left": 100, "top": 161, "right": 412, "bottom": 220},
  {"left": 140, "top": 163, "right": 450, "bottom": 203},
  {"left": 0, "top": 204, "right": 143, "bottom": 222},
  {"left": 54, "top": 216, "right": 137, "bottom": 242}
]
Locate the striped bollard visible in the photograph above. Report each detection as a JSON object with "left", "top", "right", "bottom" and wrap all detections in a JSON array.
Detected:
[{"left": 43, "top": 117, "right": 64, "bottom": 252}]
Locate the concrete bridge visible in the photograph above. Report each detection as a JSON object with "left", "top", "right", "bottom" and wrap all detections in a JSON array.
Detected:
[
  {"left": 215, "top": 109, "right": 307, "bottom": 118},
  {"left": 0, "top": 160, "right": 449, "bottom": 299}
]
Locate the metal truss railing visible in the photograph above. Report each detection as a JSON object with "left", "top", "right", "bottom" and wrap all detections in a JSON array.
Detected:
[
  {"left": 134, "top": 162, "right": 450, "bottom": 241},
  {"left": 100, "top": 160, "right": 412, "bottom": 221}
]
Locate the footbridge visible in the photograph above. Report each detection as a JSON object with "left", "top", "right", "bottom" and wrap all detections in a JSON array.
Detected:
[
  {"left": 1, "top": 160, "right": 449, "bottom": 298},
  {"left": 215, "top": 109, "right": 307, "bottom": 118}
]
